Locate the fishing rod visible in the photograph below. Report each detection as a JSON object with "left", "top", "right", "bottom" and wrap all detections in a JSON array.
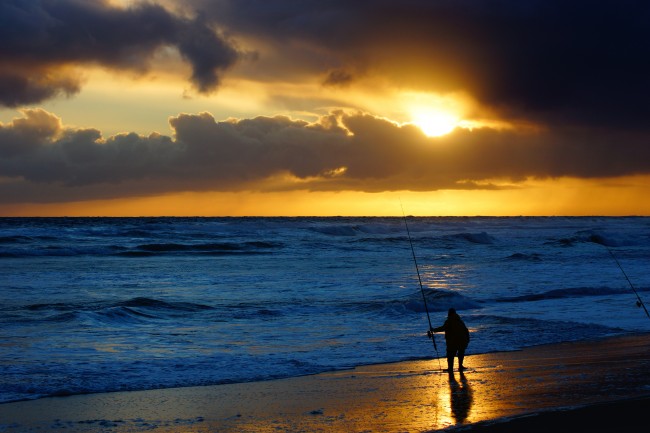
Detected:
[
  {"left": 400, "top": 203, "right": 442, "bottom": 370},
  {"left": 605, "top": 246, "right": 650, "bottom": 320}
]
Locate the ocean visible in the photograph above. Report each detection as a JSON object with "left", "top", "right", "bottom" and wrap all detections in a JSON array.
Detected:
[{"left": 1, "top": 216, "right": 649, "bottom": 403}]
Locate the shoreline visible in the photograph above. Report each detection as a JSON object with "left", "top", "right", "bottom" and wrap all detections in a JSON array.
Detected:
[
  {"left": 0, "top": 334, "right": 636, "bottom": 407},
  {"left": 1, "top": 334, "right": 642, "bottom": 407},
  {"left": 2, "top": 333, "right": 650, "bottom": 432}
]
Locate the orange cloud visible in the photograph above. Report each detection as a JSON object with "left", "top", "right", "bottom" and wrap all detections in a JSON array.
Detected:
[{"left": 2, "top": 108, "right": 650, "bottom": 209}]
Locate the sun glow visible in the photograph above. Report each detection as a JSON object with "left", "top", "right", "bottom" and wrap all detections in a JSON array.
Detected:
[
  {"left": 411, "top": 110, "right": 460, "bottom": 137},
  {"left": 400, "top": 92, "right": 467, "bottom": 137}
]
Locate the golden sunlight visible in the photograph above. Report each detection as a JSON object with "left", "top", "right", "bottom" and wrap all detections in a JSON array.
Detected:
[
  {"left": 411, "top": 109, "right": 460, "bottom": 137},
  {"left": 399, "top": 91, "right": 467, "bottom": 137}
]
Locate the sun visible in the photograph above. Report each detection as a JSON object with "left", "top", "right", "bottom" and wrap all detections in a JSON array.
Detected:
[
  {"left": 399, "top": 91, "right": 467, "bottom": 137},
  {"left": 411, "top": 109, "right": 460, "bottom": 137}
]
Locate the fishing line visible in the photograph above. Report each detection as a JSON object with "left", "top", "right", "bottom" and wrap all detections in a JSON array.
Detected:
[
  {"left": 603, "top": 246, "right": 650, "bottom": 320},
  {"left": 400, "top": 202, "right": 442, "bottom": 370}
]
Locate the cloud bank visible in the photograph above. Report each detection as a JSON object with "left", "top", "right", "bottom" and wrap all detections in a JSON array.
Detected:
[
  {"left": 1, "top": 0, "right": 649, "bottom": 208},
  {"left": 2, "top": 109, "right": 649, "bottom": 203},
  {"left": 191, "top": 0, "right": 650, "bottom": 131},
  {"left": 5, "top": 0, "right": 648, "bottom": 132},
  {"left": 0, "top": 0, "right": 239, "bottom": 106}
]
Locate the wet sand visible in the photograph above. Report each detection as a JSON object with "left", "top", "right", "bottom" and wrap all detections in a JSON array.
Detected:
[{"left": 1, "top": 333, "right": 649, "bottom": 432}]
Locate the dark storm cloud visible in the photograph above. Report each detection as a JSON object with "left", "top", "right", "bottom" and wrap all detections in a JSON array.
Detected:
[
  {"left": 2, "top": 109, "right": 650, "bottom": 203},
  {"left": 0, "top": 69, "right": 82, "bottom": 108},
  {"left": 0, "top": 0, "right": 239, "bottom": 106},
  {"left": 193, "top": 0, "right": 650, "bottom": 130}
]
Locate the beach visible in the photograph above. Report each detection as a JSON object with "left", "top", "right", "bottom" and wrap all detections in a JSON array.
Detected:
[{"left": 1, "top": 333, "right": 649, "bottom": 432}]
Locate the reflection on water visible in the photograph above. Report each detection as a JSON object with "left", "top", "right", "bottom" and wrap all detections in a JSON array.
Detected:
[
  {"left": 5, "top": 339, "right": 650, "bottom": 433},
  {"left": 435, "top": 370, "right": 474, "bottom": 428},
  {"left": 172, "top": 359, "right": 530, "bottom": 433},
  {"left": 207, "top": 361, "right": 484, "bottom": 432},
  {"left": 449, "top": 371, "right": 473, "bottom": 424}
]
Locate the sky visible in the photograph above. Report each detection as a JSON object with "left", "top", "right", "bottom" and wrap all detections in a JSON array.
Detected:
[{"left": 1, "top": 0, "right": 650, "bottom": 216}]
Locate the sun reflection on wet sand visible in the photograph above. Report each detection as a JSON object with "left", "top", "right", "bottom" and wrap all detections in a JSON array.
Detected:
[
  {"left": 1, "top": 335, "right": 650, "bottom": 432},
  {"left": 449, "top": 371, "right": 473, "bottom": 424},
  {"left": 210, "top": 361, "right": 500, "bottom": 432}
]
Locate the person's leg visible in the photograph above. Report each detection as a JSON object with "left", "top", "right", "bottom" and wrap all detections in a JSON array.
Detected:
[
  {"left": 458, "top": 347, "right": 466, "bottom": 370},
  {"left": 446, "top": 355, "right": 454, "bottom": 372},
  {"left": 446, "top": 347, "right": 456, "bottom": 372}
]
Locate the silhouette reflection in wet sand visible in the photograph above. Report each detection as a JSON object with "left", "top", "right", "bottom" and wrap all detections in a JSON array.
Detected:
[{"left": 449, "top": 371, "right": 473, "bottom": 424}]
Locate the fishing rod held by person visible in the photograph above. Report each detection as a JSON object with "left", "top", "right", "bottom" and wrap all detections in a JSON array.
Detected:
[{"left": 400, "top": 204, "right": 442, "bottom": 370}]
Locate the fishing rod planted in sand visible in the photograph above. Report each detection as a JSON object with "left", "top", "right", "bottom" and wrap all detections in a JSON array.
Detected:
[
  {"left": 400, "top": 203, "right": 442, "bottom": 370},
  {"left": 606, "top": 247, "right": 650, "bottom": 320},
  {"left": 591, "top": 235, "right": 650, "bottom": 320}
]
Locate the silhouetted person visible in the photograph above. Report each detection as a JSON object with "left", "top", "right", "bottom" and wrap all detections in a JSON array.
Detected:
[{"left": 429, "top": 308, "right": 470, "bottom": 372}]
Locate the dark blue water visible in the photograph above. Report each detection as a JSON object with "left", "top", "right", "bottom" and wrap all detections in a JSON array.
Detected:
[{"left": 1, "top": 217, "right": 649, "bottom": 403}]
